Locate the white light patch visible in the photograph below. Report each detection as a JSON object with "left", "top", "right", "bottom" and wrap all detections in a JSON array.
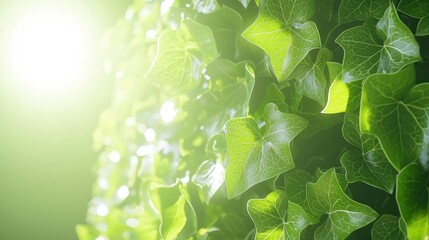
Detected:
[
  {"left": 160, "top": 101, "right": 177, "bottom": 123},
  {"left": 98, "top": 178, "right": 109, "bottom": 190},
  {"left": 96, "top": 204, "right": 109, "bottom": 217},
  {"left": 108, "top": 150, "right": 121, "bottom": 163},
  {"left": 7, "top": 7, "right": 90, "bottom": 98},
  {"left": 116, "top": 185, "right": 130, "bottom": 200},
  {"left": 126, "top": 218, "right": 140, "bottom": 228},
  {"left": 144, "top": 128, "right": 156, "bottom": 142}
]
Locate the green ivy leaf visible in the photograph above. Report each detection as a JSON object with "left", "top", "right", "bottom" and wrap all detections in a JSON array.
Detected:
[
  {"left": 360, "top": 66, "right": 429, "bottom": 170},
  {"left": 316, "top": 0, "right": 335, "bottom": 21},
  {"left": 284, "top": 170, "right": 319, "bottom": 223},
  {"left": 306, "top": 168, "right": 378, "bottom": 240},
  {"left": 398, "top": 0, "right": 429, "bottom": 18},
  {"left": 147, "top": 19, "right": 218, "bottom": 94},
  {"left": 192, "top": 160, "right": 225, "bottom": 204},
  {"left": 247, "top": 190, "right": 311, "bottom": 240},
  {"left": 371, "top": 215, "right": 407, "bottom": 240},
  {"left": 224, "top": 103, "right": 307, "bottom": 198},
  {"left": 242, "top": 0, "right": 321, "bottom": 81},
  {"left": 336, "top": 3, "right": 421, "bottom": 82},
  {"left": 417, "top": 16, "right": 429, "bottom": 36},
  {"left": 341, "top": 112, "right": 397, "bottom": 193},
  {"left": 160, "top": 195, "right": 187, "bottom": 240},
  {"left": 338, "top": 0, "right": 390, "bottom": 23},
  {"left": 397, "top": 163, "right": 429, "bottom": 240},
  {"left": 291, "top": 48, "right": 332, "bottom": 106}
]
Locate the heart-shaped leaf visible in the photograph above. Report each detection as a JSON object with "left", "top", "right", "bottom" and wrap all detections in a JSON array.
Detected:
[
  {"left": 242, "top": 0, "right": 321, "bottom": 81},
  {"left": 247, "top": 190, "right": 311, "bottom": 240},
  {"left": 306, "top": 168, "right": 378, "bottom": 240},
  {"left": 336, "top": 3, "right": 421, "bottom": 82},
  {"left": 360, "top": 66, "right": 429, "bottom": 170},
  {"left": 224, "top": 103, "right": 307, "bottom": 198}
]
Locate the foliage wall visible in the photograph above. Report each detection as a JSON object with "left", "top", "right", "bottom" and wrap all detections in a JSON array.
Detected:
[{"left": 77, "top": 0, "right": 429, "bottom": 239}]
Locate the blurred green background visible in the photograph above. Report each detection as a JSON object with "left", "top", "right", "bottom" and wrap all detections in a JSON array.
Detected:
[{"left": 0, "top": 0, "right": 131, "bottom": 239}]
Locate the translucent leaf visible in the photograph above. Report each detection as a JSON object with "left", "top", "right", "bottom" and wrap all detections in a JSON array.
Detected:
[
  {"left": 224, "top": 103, "right": 307, "bottom": 198},
  {"left": 241, "top": 0, "right": 321, "bottom": 81}
]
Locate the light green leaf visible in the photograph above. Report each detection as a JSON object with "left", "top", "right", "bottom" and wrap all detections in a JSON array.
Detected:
[
  {"left": 397, "top": 163, "right": 429, "bottom": 240},
  {"left": 242, "top": 0, "right": 321, "bottom": 81},
  {"left": 147, "top": 19, "right": 218, "bottom": 94},
  {"left": 192, "top": 160, "right": 225, "bottom": 204},
  {"left": 307, "top": 168, "right": 378, "bottom": 240},
  {"left": 192, "top": 0, "right": 220, "bottom": 14},
  {"left": 398, "top": 0, "right": 429, "bottom": 18},
  {"left": 341, "top": 112, "right": 397, "bottom": 193},
  {"left": 417, "top": 16, "right": 429, "bottom": 36},
  {"left": 161, "top": 195, "right": 187, "bottom": 240},
  {"left": 371, "top": 215, "right": 406, "bottom": 240},
  {"left": 360, "top": 66, "right": 429, "bottom": 170},
  {"left": 248, "top": 190, "right": 311, "bottom": 240},
  {"left": 224, "top": 103, "right": 307, "bottom": 198},
  {"left": 336, "top": 3, "right": 421, "bottom": 82},
  {"left": 339, "top": 0, "right": 390, "bottom": 23},
  {"left": 292, "top": 48, "right": 332, "bottom": 106}
]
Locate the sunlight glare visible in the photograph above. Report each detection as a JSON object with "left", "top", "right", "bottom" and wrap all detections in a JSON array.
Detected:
[{"left": 8, "top": 7, "right": 89, "bottom": 97}]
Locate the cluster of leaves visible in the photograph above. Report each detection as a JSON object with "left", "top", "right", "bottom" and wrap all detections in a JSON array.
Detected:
[{"left": 77, "top": 0, "right": 429, "bottom": 239}]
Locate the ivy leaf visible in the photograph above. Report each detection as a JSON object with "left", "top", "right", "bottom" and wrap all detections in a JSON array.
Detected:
[
  {"left": 147, "top": 19, "right": 218, "bottom": 94},
  {"left": 397, "top": 163, "right": 429, "bottom": 240},
  {"left": 284, "top": 170, "right": 319, "bottom": 223},
  {"left": 247, "top": 190, "right": 311, "bottom": 240},
  {"left": 360, "top": 66, "right": 429, "bottom": 170},
  {"left": 336, "top": 3, "right": 421, "bottom": 82},
  {"left": 398, "top": 0, "right": 429, "bottom": 18},
  {"left": 338, "top": 0, "right": 390, "bottom": 23},
  {"left": 341, "top": 112, "right": 397, "bottom": 193},
  {"left": 371, "top": 215, "right": 407, "bottom": 240},
  {"left": 192, "top": 160, "right": 225, "bottom": 204},
  {"left": 417, "top": 17, "right": 429, "bottom": 36},
  {"left": 316, "top": 0, "right": 335, "bottom": 21},
  {"left": 224, "top": 103, "right": 307, "bottom": 198},
  {"left": 292, "top": 48, "right": 332, "bottom": 106},
  {"left": 242, "top": 0, "right": 321, "bottom": 81},
  {"left": 159, "top": 193, "right": 187, "bottom": 240},
  {"left": 192, "top": 0, "right": 220, "bottom": 14},
  {"left": 306, "top": 168, "right": 378, "bottom": 240}
]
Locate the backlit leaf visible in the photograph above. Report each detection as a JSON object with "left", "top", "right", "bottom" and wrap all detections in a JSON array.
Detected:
[
  {"left": 242, "top": 0, "right": 321, "bottom": 81},
  {"left": 224, "top": 103, "right": 307, "bottom": 198},
  {"left": 339, "top": 0, "right": 390, "bottom": 23}
]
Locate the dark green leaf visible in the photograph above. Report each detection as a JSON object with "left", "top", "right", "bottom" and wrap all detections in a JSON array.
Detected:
[
  {"left": 397, "top": 163, "right": 429, "bottom": 239},
  {"left": 336, "top": 4, "right": 421, "bottom": 82},
  {"left": 339, "top": 0, "right": 390, "bottom": 23},
  {"left": 247, "top": 190, "right": 311, "bottom": 239},
  {"left": 341, "top": 112, "right": 397, "bottom": 193},
  {"left": 253, "top": 83, "right": 287, "bottom": 121},
  {"left": 371, "top": 215, "right": 406, "bottom": 240},
  {"left": 242, "top": 0, "right": 321, "bottom": 81},
  {"left": 360, "top": 66, "right": 429, "bottom": 170},
  {"left": 417, "top": 16, "right": 429, "bottom": 36},
  {"left": 398, "top": 0, "right": 429, "bottom": 18},
  {"left": 224, "top": 103, "right": 307, "bottom": 198},
  {"left": 306, "top": 168, "right": 378, "bottom": 240}
]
